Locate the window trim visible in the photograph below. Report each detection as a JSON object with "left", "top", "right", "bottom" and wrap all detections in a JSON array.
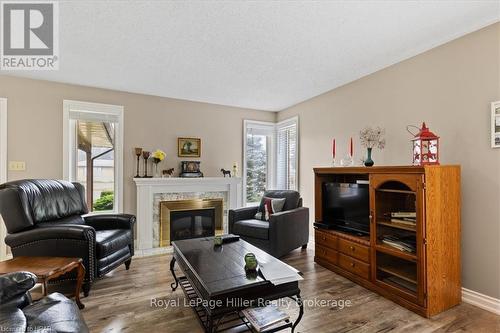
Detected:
[
  {"left": 0, "top": 98, "right": 7, "bottom": 260},
  {"left": 63, "top": 100, "right": 124, "bottom": 213},
  {"left": 243, "top": 119, "right": 276, "bottom": 206},
  {"left": 276, "top": 116, "right": 299, "bottom": 191}
]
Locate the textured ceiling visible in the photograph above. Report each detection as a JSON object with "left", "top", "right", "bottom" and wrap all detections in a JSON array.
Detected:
[{"left": 5, "top": 1, "right": 500, "bottom": 111}]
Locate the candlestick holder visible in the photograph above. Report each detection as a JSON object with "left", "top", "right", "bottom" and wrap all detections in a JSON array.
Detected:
[
  {"left": 340, "top": 154, "right": 354, "bottom": 167},
  {"left": 142, "top": 151, "right": 152, "bottom": 178},
  {"left": 134, "top": 147, "right": 143, "bottom": 178}
]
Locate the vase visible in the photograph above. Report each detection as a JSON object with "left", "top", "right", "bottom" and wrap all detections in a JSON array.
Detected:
[
  {"left": 244, "top": 253, "right": 258, "bottom": 271},
  {"left": 154, "top": 163, "right": 160, "bottom": 177},
  {"left": 364, "top": 148, "right": 374, "bottom": 167}
]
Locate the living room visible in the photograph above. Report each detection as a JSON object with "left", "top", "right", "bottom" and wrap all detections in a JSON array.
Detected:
[{"left": 0, "top": 1, "right": 499, "bottom": 332}]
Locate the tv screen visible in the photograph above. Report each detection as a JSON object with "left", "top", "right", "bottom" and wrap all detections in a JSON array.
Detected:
[{"left": 322, "top": 182, "right": 370, "bottom": 235}]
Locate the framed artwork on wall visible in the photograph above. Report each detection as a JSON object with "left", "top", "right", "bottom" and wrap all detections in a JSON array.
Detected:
[
  {"left": 492, "top": 101, "right": 500, "bottom": 148},
  {"left": 178, "top": 137, "right": 201, "bottom": 157}
]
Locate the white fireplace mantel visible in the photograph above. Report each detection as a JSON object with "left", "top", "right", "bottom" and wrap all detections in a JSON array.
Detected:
[{"left": 134, "top": 177, "right": 242, "bottom": 255}]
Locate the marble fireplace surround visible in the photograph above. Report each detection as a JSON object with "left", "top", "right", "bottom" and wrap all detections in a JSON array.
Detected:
[{"left": 134, "top": 177, "right": 243, "bottom": 256}]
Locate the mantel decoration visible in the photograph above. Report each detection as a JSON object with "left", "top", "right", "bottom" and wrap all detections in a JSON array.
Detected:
[
  {"left": 179, "top": 161, "right": 203, "bottom": 178},
  {"left": 407, "top": 122, "right": 440, "bottom": 165},
  {"left": 142, "top": 151, "right": 152, "bottom": 178},
  {"left": 360, "top": 127, "right": 386, "bottom": 167},
  {"left": 232, "top": 162, "right": 239, "bottom": 177},
  {"left": 151, "top": 149, "right": 166, "bottom": 177},
  {"left": 134, "top": 147, "right": 143, "bottom": 178},
  {"left": 178, "top": 137, "right": 201, "bottom": 157}
]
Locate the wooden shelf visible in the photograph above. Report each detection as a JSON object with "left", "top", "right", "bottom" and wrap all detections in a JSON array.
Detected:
[
  {"left": 378, "top": 264, "right": 417, "bottom": 284},
  {"left": 377, "top": 220, "right": 416, "bottom": 232},
  {"left": 380, "top": 276, "right": 418, "bottom": 294},
  {"left": 375, "top": 243, "right": 417, "bottom": 262},
  {"left": 376, "top": 189, "right": 416, "bottom": 195}
]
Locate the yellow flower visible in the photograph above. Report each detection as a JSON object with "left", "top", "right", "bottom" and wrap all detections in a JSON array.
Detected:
[{"left": 152, "top": 149, "right": 166, "bottom": 161}]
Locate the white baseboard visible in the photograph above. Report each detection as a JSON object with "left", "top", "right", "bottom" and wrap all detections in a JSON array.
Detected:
[{"left": 462, "top": 287, "right": 500, "bottom": 315}]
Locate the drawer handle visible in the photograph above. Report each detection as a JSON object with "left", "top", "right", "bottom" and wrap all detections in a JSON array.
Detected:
[
  {"left": 350, "top": 262, "right": 356, "bottom": 268},
  {"left": 350, "top": 246, "right": 355, "bottom": 251}
]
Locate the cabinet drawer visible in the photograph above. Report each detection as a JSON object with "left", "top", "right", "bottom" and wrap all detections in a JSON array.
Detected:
[
  {"left": 315, "top": 229, "right": 338, "bottom": 250},
  {"left": 338, "top": 238, "right": 370, "bottom": 263},
  {"left": 338, "top": 253, "right": 370, "bottom": 280},
  {"left": 315, "top": 244, "right": 338, "bottom": 265}
]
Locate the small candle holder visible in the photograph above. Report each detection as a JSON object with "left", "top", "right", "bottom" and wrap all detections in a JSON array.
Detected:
[
  {"left": 134, "top": 147, "right": 142, "bottom": 178},
  {"left": 340, "top": 154, "right": 354, "bottom": 167},
  {"left": 142, "top": 151, "right": 152, "bottom": 178}
]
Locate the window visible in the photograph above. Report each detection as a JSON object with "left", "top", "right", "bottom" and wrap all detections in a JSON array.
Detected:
[
  {"left": 243, "top": 117, "right": 299, "bottom": 205},
  {"left": 243, "top": 121, "right": 275, "bottom": 205},
  {"left": 63, "top": 100, "right": 123, "bottom": 213},
  {"left": 276, "top": 117, "right": 298, "bottom": 191}
]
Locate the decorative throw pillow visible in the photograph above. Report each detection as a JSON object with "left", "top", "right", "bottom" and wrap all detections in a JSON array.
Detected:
[{"left": 254, "top": 197, "right": 286, "bottom": 221}]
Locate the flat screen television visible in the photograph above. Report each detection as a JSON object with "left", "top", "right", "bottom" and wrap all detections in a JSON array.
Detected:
[{"left": 321, "top": 182, "right": 370, "bottom": 235}]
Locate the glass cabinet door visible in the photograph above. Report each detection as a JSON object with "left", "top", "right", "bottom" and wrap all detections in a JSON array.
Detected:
[{"left": 370, "top": 174, "right": 426, "bottom": 306}]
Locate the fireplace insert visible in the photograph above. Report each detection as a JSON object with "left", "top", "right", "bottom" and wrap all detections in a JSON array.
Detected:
[{"left": 170, "top": 208, "right": 215, "bottom": 242}]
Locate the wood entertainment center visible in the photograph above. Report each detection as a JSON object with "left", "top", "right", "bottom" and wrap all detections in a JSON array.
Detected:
[{"left": 313, "top": 165, "right": 461, "bottom": 317}]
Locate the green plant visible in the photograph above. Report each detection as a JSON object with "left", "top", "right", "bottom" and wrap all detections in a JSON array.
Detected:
[
  {"left": 93, "top": 192, "right": 114, "bottom": 211},
  {"left": 100, "top": 190, "right": 114, "bottom": 197}
]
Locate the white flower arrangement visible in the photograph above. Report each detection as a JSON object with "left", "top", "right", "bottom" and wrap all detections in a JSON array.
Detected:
[{"left": 359, "top": 127, "right": 386, "bottom": 149}]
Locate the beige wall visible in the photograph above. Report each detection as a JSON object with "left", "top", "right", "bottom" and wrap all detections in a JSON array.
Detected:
[
  {"left": 278, "top": 23, "right": 500, "bottom": 298},
  {"left": 0, "top": 75, "right": 276, "bottom": 217}
]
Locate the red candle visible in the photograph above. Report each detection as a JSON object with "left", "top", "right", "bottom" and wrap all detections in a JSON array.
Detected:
[
  {"left": 349, "top": 137, "right": 353, "bottom": 157},
  {"left": 332, "top": 139, "right": 336, "bottom": 158}
]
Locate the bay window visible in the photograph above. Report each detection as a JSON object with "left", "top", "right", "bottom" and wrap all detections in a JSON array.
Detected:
[{"left": 243, "top": 116, "right": 299, "bottom": 206}]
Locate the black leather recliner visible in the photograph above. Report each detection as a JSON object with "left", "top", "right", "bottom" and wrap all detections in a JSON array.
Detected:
[
  {"left": 0, "top": 271, "right": 89, "bottom": 332},
  {"left": 229, "top": 190, "right": 309, "bottom": 258},
  {"left": 0, "top": 179, "right": 135, "bottom": 295}
]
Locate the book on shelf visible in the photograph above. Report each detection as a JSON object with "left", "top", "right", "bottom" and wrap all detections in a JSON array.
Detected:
[
  {"left": 242, "top": 305, "right": 290, "bottom": 332},
  {"left": 380, "top": 235, "right": 416, "bottom": 253},
  {"left": 391, "top": 212, "right": 416, "bottom": 218},
  {"left": 390, "top": 218, "right": 416, "bottom": 226}
]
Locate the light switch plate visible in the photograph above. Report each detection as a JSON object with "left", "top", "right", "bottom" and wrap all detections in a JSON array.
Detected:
[{"left": 8, "top": 161, "right": 26, "bottom": 171}]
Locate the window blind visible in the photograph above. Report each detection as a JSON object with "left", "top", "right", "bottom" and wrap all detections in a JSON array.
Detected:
[
  {"left": 69, "top": 109, "right": 120, "bottom": 123},
  {"left": 276, "top": 121, "right": 298, "bottom": 190}
]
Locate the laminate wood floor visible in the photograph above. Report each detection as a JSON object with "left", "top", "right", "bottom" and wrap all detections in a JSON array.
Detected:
[{"left": 80, "top": 247, "right": 500, "bottom": 332}]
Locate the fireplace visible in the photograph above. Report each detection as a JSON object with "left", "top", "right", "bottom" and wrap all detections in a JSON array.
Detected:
[{"left": 159, "top": 198, "right": 223, "bottom": 246}]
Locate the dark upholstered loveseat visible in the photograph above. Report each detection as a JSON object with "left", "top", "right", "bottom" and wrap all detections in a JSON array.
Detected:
[
  {"left": 0, "top": 179, "right": 135, "bottom": 295},
  {"left": 228, "top": 190, "right": 309, "bottom": 258}
]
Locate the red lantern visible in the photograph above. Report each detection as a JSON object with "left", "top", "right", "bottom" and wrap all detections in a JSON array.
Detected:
[{"left": 411, "top": 122, "right": 440, "bottom": 165}]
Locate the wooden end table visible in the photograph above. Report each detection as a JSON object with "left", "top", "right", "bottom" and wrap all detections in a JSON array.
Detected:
[{"left": 0, "top": 256, "right": 85, "bottom": 309}]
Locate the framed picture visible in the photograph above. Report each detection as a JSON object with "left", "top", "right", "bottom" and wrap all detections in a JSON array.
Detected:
[
  {"left": 178, "top": 137, "right": 201, "bottom": 157},
  {"left": 492, "top": 101, "right": 500, "bottom": 148}
]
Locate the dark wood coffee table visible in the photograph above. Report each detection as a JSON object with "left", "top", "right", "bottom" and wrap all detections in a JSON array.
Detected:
[
  {"left": 0, "top": 256, "right": 85, "bottom": 309},
  {"left": 170, "top": 237, "right": 303, "bottom": 333}
]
